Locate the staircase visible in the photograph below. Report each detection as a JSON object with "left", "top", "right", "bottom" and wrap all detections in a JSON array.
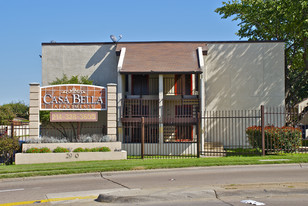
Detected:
[{"left": 201, "top": 142, "right": 225, "bottom": 157}]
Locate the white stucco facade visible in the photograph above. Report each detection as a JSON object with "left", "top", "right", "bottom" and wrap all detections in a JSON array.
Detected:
[
  {"left": 203, "top": 42, "right": 285, "bottom": 111},
  {"left": 42, "top": 44, "right": 118, "bottom": 87}
]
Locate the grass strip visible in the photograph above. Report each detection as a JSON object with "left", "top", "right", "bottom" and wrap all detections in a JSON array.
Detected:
[{"left": 1, "top": 153, "right": 308, "bottom": 179}]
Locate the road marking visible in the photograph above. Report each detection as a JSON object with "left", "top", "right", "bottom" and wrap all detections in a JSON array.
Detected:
[
  {"left": 0, "top": 195, "right": 97, "bottom": 206},
  {"left": 0, "top": 188, "right": 24, "bottom": 193}
]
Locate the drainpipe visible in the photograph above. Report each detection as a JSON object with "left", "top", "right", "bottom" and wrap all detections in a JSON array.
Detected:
[{"left": 197, "top": 47, "right": 205, "bottom": 154}]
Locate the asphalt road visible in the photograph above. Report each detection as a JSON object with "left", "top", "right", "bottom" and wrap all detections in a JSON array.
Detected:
[{"left": 1, "top": 163, "right": 308, "bottom": 206}]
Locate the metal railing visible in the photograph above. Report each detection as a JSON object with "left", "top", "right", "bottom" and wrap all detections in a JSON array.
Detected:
[
  {"left": 121, "top": 98, "right": 200, "bottom": 158},
  {"left": 0, "top": 121, "right": 29, "bottom": 142},
  {"left": 202, "top": 106, "right": 308, "bottom": 156}
]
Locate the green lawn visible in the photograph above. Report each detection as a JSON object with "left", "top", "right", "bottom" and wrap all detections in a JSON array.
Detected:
[{"left": 1, "top": 153, "right": 308, "bottom": 179}]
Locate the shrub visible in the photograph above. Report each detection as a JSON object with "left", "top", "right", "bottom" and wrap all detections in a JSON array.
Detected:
[
  {"left": 97, "top": 147, "right": 111, "bottom": 152},
  {"left": 39, "top": 147, "right": 52, "bottom": 153},
  {"left": 246, "top": 126, "right": 302, "bottom": 153},
  {"left": 53, "top": 147, "right": 69, "bottom": 153},
  {"left": 84, "top": 148, "right": 91, "bottom": 152},
  {"left": 73, "top": 147, "right": 84, "bottom": 152},
  {"left": 26, "top": 147, "right": 51, "bottom": 153},
  {"left": 72, "top": 147, "right": 111, "bottom": 152},
  {"left": 27, "top": 136, "right": 68, "bottom": 143},
  {"left": 0, "top": 136, "right": 20, "bottom": 165},
  {"left": 79, "top": 134, "right": 112, "bottom": 142},
  {"left": 90, "top": 147, "right": 100, "bottom": 152}
]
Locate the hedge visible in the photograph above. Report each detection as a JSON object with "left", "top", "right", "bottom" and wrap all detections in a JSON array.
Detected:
[
  {"left": 246, "top": 126, "right": 302, "bottom": 153},
  {"left": 0, "top": 136, "right": 19, "bottom": 165}
]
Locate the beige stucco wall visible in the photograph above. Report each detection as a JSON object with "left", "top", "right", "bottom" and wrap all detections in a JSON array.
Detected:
[
  {"left": 203, "top": 42, "right": 285, "bottom": 111},
  {"left": 42, "top": 44, "right": 118, "bottom": 86}
]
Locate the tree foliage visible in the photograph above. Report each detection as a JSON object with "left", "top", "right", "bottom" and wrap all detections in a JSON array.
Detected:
[
  {"left": 0, "top": 136, "right": 19, "bottom": 165},
  {"left": 215, "top": 0, "right": 307, "bottom": 106},
  {"left": 50, "top": 74, "right": 93, "bottom": 85},
  {"left": 0, "top": 106, "right": 15, "bottom": 124},
  {"left": 0, "top": 102, "right": 29, "bottom": 124}
]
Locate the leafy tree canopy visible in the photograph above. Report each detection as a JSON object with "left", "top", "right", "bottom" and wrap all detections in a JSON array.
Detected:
[
  {"left": 0, "top": 102, "right": 29, "bottom": 124},
  {"left": 0, "top": 106, "right": 15, "bottom": 124},
  {"left": 215, "top": 0, "right": 307, "bottom": 106},
  {"left": 50, "top": 74, "right": 93, "bottom": 85}
]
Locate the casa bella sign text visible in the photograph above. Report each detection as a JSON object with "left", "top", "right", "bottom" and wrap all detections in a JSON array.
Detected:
[{"left": 40, "top": 84, "right": 107, "bottom": 110}]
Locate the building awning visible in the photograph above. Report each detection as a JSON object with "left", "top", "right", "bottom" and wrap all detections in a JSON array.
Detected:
[{"left": 116, "top": 42, "right": 207, "bottom": 74}]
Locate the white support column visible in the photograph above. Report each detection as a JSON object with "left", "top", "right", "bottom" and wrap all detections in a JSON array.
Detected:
[
  {"left": 29, "top": 83, "right": 40, "bottom": 140},
  {"left": 107, "top": 83, "right": 117, "bottom": 141},
  {"left": 198, "top": 47, "right": 205, "bottom": 152},
  {"left": 192, "top": 74, "right": 196, "bottom": 95},
  {"left": 116, "top": 47, "right": 126, "bottom": 143},
  {"left": 159, "top": 74, "right": 164, "bottom": 144}
]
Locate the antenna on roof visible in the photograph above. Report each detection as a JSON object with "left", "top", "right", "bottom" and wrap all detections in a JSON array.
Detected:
[{"left": 110, "top": 34, "right": 122, "bottom": 43}]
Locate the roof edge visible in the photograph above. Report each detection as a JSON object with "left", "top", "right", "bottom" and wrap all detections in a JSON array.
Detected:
[
  {"left": 42, "top": 40, "right": 285, "bottom": 46},
  {"left": 119, "top": 71, "right": 203, "bottom": 75}
]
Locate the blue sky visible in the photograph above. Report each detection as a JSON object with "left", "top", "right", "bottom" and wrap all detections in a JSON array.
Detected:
[{"left": 0, "top": 0, "right": 242, "bottom": 105}]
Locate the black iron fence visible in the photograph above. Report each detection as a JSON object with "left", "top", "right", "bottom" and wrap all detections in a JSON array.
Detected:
[
  {"left": 202, "top": 106, "right": 308, "bottom": 156},
  {"left": 121, "top": 98, "right": 200, "bottom": 158},
  {"left": 0, "top": 121, "right": 29, "bottom": 142}
]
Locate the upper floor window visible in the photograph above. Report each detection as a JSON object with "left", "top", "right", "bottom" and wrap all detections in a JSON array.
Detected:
[{"left": 132, "top": 75, "right": 149, "bottom": 95}]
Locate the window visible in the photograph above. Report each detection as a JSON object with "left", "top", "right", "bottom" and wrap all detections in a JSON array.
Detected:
[{"left": 132, "top": 75, "right": 149, "bottom": 95}]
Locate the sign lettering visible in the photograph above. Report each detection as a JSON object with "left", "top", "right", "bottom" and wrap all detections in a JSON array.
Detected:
[{"left": 40, "top": 84, "right": 107, "bottom": 110}]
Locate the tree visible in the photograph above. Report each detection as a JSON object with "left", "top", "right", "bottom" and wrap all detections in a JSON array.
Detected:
[
  {"left": 3, "top": 102, "right": 29, "bottom": 120},
  {"left": 0, "top": 106, "right": 15, "bottom": 124},
  {"left": 51, "top": 74, "right": 93, "bottom": 85},
  {"left": 40, "top": 74, "right": 93, "bottom": 142},
  {"left": 0, "top": 102, "right": 29, "bottom": 124},
  {"left": 215, "top": 0, "right": 307, "bottom": 107}
]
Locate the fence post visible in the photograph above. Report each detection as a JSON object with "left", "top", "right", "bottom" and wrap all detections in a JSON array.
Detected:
[
  {"left": 261, "top": 105, "right": 265, "bottom": 156},
  {"left": 197, "top": 112, "right": 200, "bottom": 158},
  {"left": 141, "top": 117, "right": 145, "bottom": 159}
]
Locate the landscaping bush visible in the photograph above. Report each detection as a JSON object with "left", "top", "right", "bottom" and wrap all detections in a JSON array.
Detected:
[
  {"left": 72, "top": 147, "right": 84, "bottom": 152},
  {"left": 0, "top": 136, "right": 19, "bottom": 165},
  {"left": 97, "top": 147, "right": 111, "bottom": 152},
  {"left": 72, "top": 147, "right": 111, "bottom": 152},
  {"left": 246, "top": 126, "right": 302, "bottom": 153},
  {"left": 40, "top": 147, "right": 52, "bottom": 153},
  {"left": 53, "top": 147, "right": 69, "bottom": 153},
  {"left": 26, "top": 136, "right": 68, "bottom": 143},
  {"left": 26, "top": 147, "right": 51, "bottom": 153}
]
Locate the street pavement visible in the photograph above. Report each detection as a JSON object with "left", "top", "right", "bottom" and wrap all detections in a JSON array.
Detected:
[{"left": 0, "top": 163, "right": 308, "bottom": 206}]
